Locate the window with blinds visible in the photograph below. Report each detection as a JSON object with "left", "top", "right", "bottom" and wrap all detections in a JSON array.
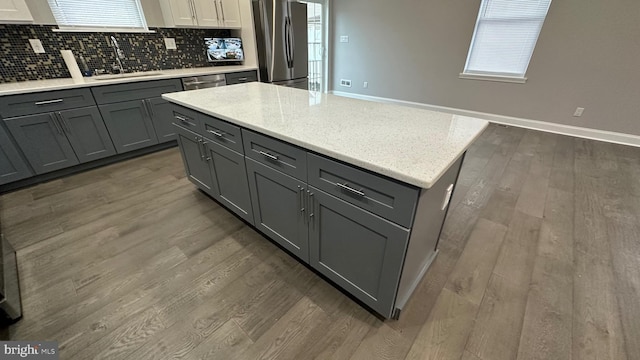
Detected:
[
  {"left": 47, "top": 0, "right": 149, "bottom": 32},
  {"left": 462, "top": 0, "right": 552, "bottom": 80}
]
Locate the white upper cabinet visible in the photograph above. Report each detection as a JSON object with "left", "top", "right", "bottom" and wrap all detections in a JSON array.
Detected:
[
  {"left": 161, "top": 0, "right": 241, "bottom": 28},
  {"left": 164, "top": 0, "right": 196, "bottom": 26},
  {"left": 0, "top": 0, "right": 34, "bottom": 23},
  {"left": 218, "top": 0, "right": 241, "bottom": 28}
]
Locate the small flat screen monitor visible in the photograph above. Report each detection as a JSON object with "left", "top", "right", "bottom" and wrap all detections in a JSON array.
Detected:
[{"left": 205, "top": 37, "right": 244, "bottom": 62}]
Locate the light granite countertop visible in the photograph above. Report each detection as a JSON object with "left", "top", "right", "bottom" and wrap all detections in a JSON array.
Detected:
[
  {"left": 163, "top": 82, "right": 489, "bottom": 189},
  {"left": 0, "top": 65, "right": 257, "bottom": 96}
]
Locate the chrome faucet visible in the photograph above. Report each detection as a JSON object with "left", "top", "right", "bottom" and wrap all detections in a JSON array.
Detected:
[{"left": 110, "top": 35, "right": 125, "bottom": 73}]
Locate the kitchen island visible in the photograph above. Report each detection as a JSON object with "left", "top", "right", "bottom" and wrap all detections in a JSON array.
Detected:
[{"left": 162, "top": 83, "right": 488, "bottom": 319}]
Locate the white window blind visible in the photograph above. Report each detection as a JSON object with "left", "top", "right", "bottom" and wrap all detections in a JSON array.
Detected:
[
  {"left": 47, "top": 0, "right": 148, "bottom": 32},
  {"left": 463, "top": 0, "right": 552, "bottom": 78}
]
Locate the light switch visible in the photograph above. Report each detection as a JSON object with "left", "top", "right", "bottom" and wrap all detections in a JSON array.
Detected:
[
  {"left": 164, "top": 38, "right": 177, "bottom": 50},
  {"left": 29, "top": 39, "right": 45, "bottom": 54}
]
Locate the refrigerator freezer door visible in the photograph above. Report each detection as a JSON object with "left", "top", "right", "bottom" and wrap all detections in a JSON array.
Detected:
[
  {"left": 253, "top": 0, "right": 293, "bottom": 83},
  {"left": 289, "top": 2, "right": 308, "bottom": 81}
]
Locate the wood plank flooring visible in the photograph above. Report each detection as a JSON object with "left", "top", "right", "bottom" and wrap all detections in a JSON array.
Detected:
[{"left": 1, "top": 124, "right": 639, "bottom": 359}]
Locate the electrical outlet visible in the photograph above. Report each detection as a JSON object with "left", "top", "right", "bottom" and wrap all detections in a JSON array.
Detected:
[
  {"left": 340, "top": 79, "right": 352, "bottom": 87},
  {"left": 29, "top": 39, "right": 45, "bottom": 54},
  {"left": 340, "top": 35, "right": 349, "bottom": 43},
  {"left": 363, "top": 81, "right": 368, "bottom": 88},
  {"left": 573, "top": 107, "right": 585, "bottom": 117},
  {"left": 164, "top": 38, "right": 177, "bottom": 50}
]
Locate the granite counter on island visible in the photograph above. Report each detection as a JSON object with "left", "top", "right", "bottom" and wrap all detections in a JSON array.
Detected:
[{"left": 163, "top": 83, "right": 488, "bottom": 319}]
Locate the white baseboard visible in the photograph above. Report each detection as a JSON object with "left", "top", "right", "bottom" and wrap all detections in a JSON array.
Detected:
[{"left": 330, "top": 91, "right": 640, "bottom": 148}]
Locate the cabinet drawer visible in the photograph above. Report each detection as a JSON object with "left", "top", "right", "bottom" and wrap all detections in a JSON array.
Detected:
[
  {"left": 0, "top": 88, "right": 95, "bottom": 118},
  {"left": 307, "top": 153, "right": 418, "bottom": 228},
  {"left": 242, "top": 129, "right": 307, "bottom": 180},
  {"left": 225, "top": 70, "right": 258, "bottom": 85},
  {"left": 170, "top": 105, "right": 201, "bottom": 133},
  {"left": 92, "top": 79, "right": 182, "bottom": 104},
  {"left": 201, "top": 114, "right": 243, "bottom": 153}
]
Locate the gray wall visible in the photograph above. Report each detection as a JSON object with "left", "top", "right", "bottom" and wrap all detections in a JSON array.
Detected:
[{"left": 331, "top": 0, "right": 640, "bottom": 136}]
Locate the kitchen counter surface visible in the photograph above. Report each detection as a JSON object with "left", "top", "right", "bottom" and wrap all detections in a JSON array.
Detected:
[
  {"left": 0, "top": 65, "right": 258, "bottom": 96},
  {"left": 163, "top": 82, "right": 489, "bottom": 188}
]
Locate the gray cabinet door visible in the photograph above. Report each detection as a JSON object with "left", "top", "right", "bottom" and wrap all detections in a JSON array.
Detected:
[
  {"left": 5, "top": 113, "right": 79, "bottom": 175},
  {"left": 245, "top": 157, "right": 309, "bottom": 262},
  {"left": 99, "top": 100, "right": 159, "bottom": 154},
  {"left": 147, "top": 97, "right": 176, "bottom": 143},
  {"left": 308, "top": 186, "right": 410, "bottom": 318},
  {"left": 58, "top": 107, "right": 116, "bottom": 163},
  {"left": 0, "top": 125, "right": 33, "bottom": 185},
  {"left": 204, "top": 139, "right": 254, "bottom": 225},
  {"left": 174, "top": 124, "right": 214, "bottom": 194}
]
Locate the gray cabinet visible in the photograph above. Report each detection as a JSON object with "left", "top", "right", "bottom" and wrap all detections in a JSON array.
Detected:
[
  {"left": 246, "top": 158, "right": 308, "bottom": 262},
  {"left": 147, "top": 97, "right": 176, "bottom": 143},
  {"left": 93, "top": 79, "right": 182, "bottom": 152},
  {"left": 204, "top": 138, "right": 254, "bottom": 224},
  {"left": 0, "top": 125, "right": 32, "bottom": 185},
  {"left": 4, "top": 107, "right": 117, "bottom": 175},
  {"left": 99, "top": 100, "right": 159, "bottom": 153},
  {"left": 57, "top": 107, "right": 116, "bottom": 163},
  {"left": 174, "top": 124, "right": 214, "bottom": 194},
  {"left": 5, "top": 113, "right": 79, "bottom": 174},
  {"left": 308, "top": 186, "right": 410, "bottom": 316}
]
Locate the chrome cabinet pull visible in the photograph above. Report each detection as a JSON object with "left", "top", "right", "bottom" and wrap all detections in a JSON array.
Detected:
[
  {"left": 198, "top": 138, "right": 205, "bottom": 160},
  {"left": 207, "top": 129, "right": 224, "bottom": 137},
  {"left": 297, "top": 185, "right": 305, "bottom": 219},
  {"left": 49, "top": 113, "right": 62, "bottom": 135},
  {"left": 141, "top": 100, "right": 151, "bottom": 118},
  {"left": 56, "top": 112, "right": 70, "bottom": 133},
  {"left": 214, "top": 0, "right": 220, "bottom": 21},
  {"left": 203, "top": 141, "right": 211, "bottom": 161},
  {"left": 175, "top": 115, "right": 196, "bottom": 127},
  {"left": 336, "top": 182, "right": 365, "bottom": 197},
  {"left": 36, "top": 99, "right": 64, "bottom": 105},
  {"left": 259, "top": 150, "right": 278, "bottom": 161},
  {"left": 189, "top": 0, "right": 196, "bottom": 20},
  {"left": 146, "top": 99, "right": 154, "bottom": 117},
  {"left": 308, "top": 191, "right": 315, "bottom": 227},
  {"left": 237, "top": 77, "right": 248, "bottom": 82},
  {"left": 219, "top": 0, "right": 225, "bottom": 21}
]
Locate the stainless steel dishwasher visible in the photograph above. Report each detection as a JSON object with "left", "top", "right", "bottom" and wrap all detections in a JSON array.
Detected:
[{"left": 182, "top": 74, "right": 226, "bottom": 90}]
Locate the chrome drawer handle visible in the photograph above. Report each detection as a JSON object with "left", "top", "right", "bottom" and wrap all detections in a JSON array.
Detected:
[
  {"left": 237, "top": 77, "right": 248, "bottom": 81},
  {"left": 175, "top": 115, "right": 196, "bottom": 127},
  {"left": 35, "top": 99, "right": 64, "bottom": 105},
  {"left": 336, "top": 182, "right": 365, "bottom": 197},
  {"left": 207, "top": 129, "right": 224, "bottom": 137},
  {"left": 259, "top": 151, "right": 279, "bottom": 161}
]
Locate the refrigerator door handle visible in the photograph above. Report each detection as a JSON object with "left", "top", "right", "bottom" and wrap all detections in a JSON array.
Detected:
[
  {"left": 284, "top": 16, "right": 291, "bottom": 68},
  {"left": 288, "top": 16, "right": 295, "bottom": 66}
]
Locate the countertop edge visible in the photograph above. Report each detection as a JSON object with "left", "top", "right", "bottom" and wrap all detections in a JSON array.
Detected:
[
  {"left": 162, "top": 94, "right": 490, "bottom": 189},
  {"left": 0, "top": 66, "right": 258, "bottom": 97}
]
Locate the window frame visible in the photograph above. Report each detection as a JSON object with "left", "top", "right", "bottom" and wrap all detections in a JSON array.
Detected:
[
  {"left": 47, "top": 0, "right": 153, "bottom": 33},
  {"left": 460, "top": 0, "right": 551, "bottom": 84}
]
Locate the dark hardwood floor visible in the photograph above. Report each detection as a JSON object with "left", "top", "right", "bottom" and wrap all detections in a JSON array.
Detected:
[{"left": 1, "top": 124, "right": 638, "bottom": 359}]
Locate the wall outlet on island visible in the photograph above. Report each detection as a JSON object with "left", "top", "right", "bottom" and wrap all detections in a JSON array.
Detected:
[
  {"left": 573, "top": 107, "right": 585, "bottom": 117},
  {"left": 363, "top": 81, "right": 368, "bottom": 88},
  {"left": 340, "top": 35, "right": 349, "bottom": 43},
  {"left": 340, "top": 79, "right": 352, "bottom": 87}
]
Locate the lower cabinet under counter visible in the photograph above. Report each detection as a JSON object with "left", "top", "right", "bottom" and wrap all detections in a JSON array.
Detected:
[{"left": 170, "top": 105, "right": 466, "bottom": 319}]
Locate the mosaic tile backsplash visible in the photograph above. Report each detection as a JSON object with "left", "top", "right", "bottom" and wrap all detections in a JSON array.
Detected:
[{"left": 0, "top": 25, "right": 232, "bottom": 83}]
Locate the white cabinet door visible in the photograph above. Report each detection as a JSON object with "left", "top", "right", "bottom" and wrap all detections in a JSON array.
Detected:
[
  {"left": 193, "top": 0, "right": 221, "bottom": 27},
  {"left": 168, "top": 0, "right": 196, "bottom": 26},
  {"left": 0, "top": 0, "right": 33, "bottom": 23},
  {"left": 219, "top": 0, "right": 241, "bottom": 28}
]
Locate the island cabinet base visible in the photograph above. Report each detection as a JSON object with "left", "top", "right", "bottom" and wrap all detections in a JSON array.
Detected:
[{"left": 169, "top": 104, "right": 466, "bottom": 319}]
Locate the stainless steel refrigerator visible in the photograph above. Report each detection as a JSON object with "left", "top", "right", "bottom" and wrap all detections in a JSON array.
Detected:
[{"left": 252, "top": 0, "right": 308, "bottom": 89}]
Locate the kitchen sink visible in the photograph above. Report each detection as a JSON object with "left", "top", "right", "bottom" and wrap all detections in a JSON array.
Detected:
[{"left": 93, "top": 71, "right": 163, "bottom": 80}]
